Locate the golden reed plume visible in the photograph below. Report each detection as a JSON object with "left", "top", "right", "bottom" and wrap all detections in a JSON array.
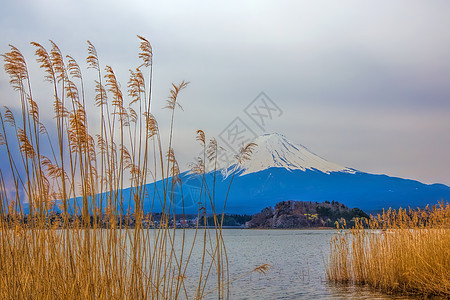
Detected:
[
  {"left": 327, "top": 202, "right": 450, "bottom": 297},
  {"left": 0, "top": 36, "right": 264, "bottom": 299}
]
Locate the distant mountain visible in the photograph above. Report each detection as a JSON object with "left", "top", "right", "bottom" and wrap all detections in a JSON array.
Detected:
[
  {"left": 227, "top": 133, "right": 355, "bottom": 176},
  {"left": 108, "top": 133, "right": 450, "bottom": 215}
]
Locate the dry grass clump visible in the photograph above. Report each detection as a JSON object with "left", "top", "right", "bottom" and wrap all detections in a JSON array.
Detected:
[
  {"left": 327, "top": 202, "right": 450, "bottom": 297},
  {"left": 0, "top": 37, "right": 262, "bottom": 299}
]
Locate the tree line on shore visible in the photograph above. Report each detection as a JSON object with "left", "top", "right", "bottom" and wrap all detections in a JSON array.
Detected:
[{"left": 2, "top": 200, "right": 368, "bottom": 229}]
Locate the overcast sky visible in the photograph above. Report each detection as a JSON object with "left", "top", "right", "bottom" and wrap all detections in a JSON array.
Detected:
[{"left": 1, "top": 0, "right": 450, "bottom": 185}]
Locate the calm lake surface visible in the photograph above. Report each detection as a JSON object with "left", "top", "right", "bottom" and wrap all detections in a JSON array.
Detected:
[{"left": 182, "top": 229, "right": 419, "bottom": 300}]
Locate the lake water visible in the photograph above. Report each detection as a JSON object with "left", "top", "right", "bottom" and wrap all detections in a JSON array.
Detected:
[{"left": 183, "top": 229, "right": 419, "bottom": 300}]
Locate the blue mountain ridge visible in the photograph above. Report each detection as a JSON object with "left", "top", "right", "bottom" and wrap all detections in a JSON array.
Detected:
[
  {"left": 56, "top": 133, "right": 450, "bottom": 215},
  {"left": 112, "top": 167, "right": 450, "bottom": 215}
]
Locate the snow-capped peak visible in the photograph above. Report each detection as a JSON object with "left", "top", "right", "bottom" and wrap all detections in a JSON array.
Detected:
[{"left": 232, "top": 133, "right": 355, "bottom": 176}]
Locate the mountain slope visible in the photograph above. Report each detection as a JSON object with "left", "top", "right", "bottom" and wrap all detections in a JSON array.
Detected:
[
  {"left": 234, "top": 133, "right": 355, "bottom": 175},
  {"left": 98, "top": 133, "right": 450, "bottom": 215}
]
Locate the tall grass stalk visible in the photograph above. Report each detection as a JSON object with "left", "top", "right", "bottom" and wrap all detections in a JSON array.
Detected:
[
  {"left": 0, "top": 37, "right": 260, "bottom": 299},
  {"left": 327, "top": 202, "right": 450, "bottom": 297}
]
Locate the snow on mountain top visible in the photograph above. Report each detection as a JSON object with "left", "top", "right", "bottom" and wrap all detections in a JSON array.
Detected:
[{"left": 233, "top": 133, "right": 355, "bottom": 176}]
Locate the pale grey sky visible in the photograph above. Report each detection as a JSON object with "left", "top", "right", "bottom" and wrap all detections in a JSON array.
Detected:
[{"left": 1, "top": 0, "right": 450, "bottom": 184}]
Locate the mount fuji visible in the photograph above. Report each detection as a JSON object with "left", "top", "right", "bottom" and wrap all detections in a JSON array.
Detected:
[
  {"left": 224, "top": 133, "right": 356, "bottom": 176},
  {"left": 133, "top": 133, "right": 450, "bottom": 214}
]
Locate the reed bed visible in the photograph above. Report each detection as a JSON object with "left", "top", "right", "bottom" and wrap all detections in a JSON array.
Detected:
[
  {"left": 327, "top": 202, "right": 450, "bottom": 297},
  {"left": 0, "top": 37, "right": 260, "bottom": 299}
]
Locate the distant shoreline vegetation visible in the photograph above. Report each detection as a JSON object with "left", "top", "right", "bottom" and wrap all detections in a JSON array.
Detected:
[
  {"left": 246, "top": 200, "right": 368, "bottom": 229},
  {"left": 0, "top": 201, "right": 359, "bottom": 229},
  {"left": 0, "top": 200, "right": 368, "bottom": 229}
]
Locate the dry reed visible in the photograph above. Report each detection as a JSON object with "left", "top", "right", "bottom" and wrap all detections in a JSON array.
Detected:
[
  {"left": 327, "top": 202, "right": 450, "bottom": 297},
  {"left": 0, "top": 37, "right": 263, "bottom": 299}
]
